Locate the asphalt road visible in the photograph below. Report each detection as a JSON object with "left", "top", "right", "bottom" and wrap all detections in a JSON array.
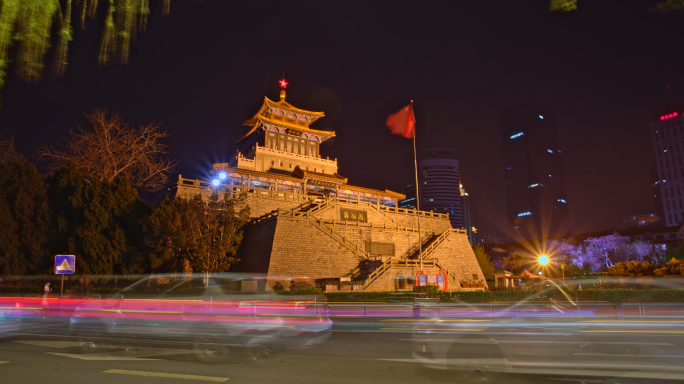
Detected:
[{"left": 1, "top": 317, "right": 682, "bottom": 384}]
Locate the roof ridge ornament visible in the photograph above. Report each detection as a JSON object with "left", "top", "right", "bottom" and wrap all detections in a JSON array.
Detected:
[{"left": 279, "top": 78, "right": 287, "bottom": 101}]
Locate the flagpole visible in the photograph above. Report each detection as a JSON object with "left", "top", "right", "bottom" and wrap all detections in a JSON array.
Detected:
[{"left": 411, "top": 100, "right": 423, "bottom": 272}]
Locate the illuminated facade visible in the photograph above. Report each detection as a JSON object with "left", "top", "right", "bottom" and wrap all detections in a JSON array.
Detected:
[
  {"left": 398, "top": 149, "right": 463, "bottom": 230},
  {"left": 175, "top": 82, "right": 487, "bottom": 292},
  {"left": 651, "top": 112, "right": 684, "bottom": 226},
  {"left": 499, "top": 102, "right": 569, "bottom": 239}
]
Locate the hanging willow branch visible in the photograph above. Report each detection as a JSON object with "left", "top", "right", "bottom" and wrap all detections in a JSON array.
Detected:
[{"left": 0, "top": 0, "right": 169, "bottom": 102}]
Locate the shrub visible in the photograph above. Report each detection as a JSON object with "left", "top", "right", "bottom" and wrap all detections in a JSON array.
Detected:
[{"left": 291, "top": 287, "right": 323, "bottom": 295}]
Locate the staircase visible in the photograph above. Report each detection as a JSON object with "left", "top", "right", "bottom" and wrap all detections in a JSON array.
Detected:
[
  {"left": 363, "top": 258, "right": 461, "bottom": 290},
  {"left": 306, "top": 216, "right": 370, "bottom": 261},
  {"left": 404, "top": 229, "right": 453, "bottom": 260},
  {"left": 250, "top": 198, "right": 462, "bottom": 289}
]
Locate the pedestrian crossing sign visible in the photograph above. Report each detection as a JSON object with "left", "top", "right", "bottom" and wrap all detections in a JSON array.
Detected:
[{"left": 54, "top": 255, "right": 76, "bottom": 274}]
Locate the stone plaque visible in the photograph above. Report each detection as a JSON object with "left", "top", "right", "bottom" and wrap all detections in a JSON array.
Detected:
[{"left": 340, "top": 208, "right": 368, "bottom": 222}]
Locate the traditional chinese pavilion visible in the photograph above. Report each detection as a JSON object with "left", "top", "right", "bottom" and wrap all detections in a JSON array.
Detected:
[{"left": 206, "top": 82, "right": 404, "bottom": 205}]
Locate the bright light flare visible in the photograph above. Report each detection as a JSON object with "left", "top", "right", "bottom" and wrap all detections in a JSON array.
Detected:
[
  {"left": 218, "top": 172, "right": 227, "bottom": 180},
  {"left": 538, "top": 255, "right": 549, "bottom": 265},
  {"left": 212, "top": 179, "right": 220, "bottom": 187}
]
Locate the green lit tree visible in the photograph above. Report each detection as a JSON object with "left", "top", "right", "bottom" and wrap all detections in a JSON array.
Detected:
[
  {"left": 0, "top": 0, "right": 170, "bottom": 101},
  {"left": 549, "top": 0, "right": 679, "bottom": 12},
  {"left": 548, "top": 0, "right": 577, "bottom": 12}
]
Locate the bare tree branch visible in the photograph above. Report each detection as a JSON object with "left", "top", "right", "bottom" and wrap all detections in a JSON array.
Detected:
[
  {"left": 36, "top": 107, "right": 176, "bottom": 191},
  {"left": 0, "top": 134, "right": 18, "bottom": 162}
]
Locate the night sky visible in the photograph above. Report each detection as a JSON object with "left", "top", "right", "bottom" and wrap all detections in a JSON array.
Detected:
[{"left": 2, "top": 0, "right": 683, "bottom": 239}]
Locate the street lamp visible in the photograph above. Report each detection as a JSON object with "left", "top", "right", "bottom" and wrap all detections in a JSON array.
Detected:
[{"left": 538, "top": 255, "right": 549, "bottom": 265}]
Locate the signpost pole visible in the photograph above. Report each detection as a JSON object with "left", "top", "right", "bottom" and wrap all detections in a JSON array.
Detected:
[{"left": 54, "top": 255, "right": 75, "bottom": 299}]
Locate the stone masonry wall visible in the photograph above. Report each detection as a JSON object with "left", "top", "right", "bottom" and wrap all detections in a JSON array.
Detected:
[
  {"left": 266, "top": 217, "right": 363, "bottom": 281},
  {"left": 180, "top": 188, "right": 484, "bottom": 292},
  {"left": 430, "top": 232, "right": 487, "bottom": 288}
]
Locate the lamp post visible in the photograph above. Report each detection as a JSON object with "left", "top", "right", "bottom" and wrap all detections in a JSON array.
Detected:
[{"left": 560, "top": 262, "right": 566, "bottom": 285}]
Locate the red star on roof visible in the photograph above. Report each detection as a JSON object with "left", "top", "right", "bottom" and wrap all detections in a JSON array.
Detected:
[{"left": 279, "top": 79, "right": 288, "bottom": 88}]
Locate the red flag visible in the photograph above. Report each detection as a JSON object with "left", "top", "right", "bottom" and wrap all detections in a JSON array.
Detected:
[{"left": 386, "top": 104, "right": 416, "bottom": 139}]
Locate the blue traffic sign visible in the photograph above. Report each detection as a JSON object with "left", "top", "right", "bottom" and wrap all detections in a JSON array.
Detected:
[{"left": 54, "top": 255, "right": 76, "bottom": 274}]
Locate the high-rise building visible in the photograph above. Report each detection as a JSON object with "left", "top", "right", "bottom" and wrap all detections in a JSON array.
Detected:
[
  {"left": 499, "top": 102, "right": 569, "bottom": 239},
  {"left": 399, "top": 148, "right": 463, "bottom": 229},
  {"left": 650, "top": 111, "right": 684, "bottom": 226}
]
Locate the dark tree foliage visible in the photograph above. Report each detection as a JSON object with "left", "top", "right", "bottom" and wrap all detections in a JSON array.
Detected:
[
  {"left": 654, "top": 258, "right": 684, "bottom": 277},
  {"left": 0, "top": 157, "right": 51, "bottom": 275},
  {"left": 472, "top": 246, "right": 495, "bottom": 279},
  {"left": 605, "top": 260, "right": 656, "bottom": 277},
  {"left": 146, "top": 193, "right": 250, "bottom": 276},
  {"left": 502, "top": 251, "right": 530, "bottom": 274},
  {"left": 47, "top": 161, "right": 149, "bottom": 276}
]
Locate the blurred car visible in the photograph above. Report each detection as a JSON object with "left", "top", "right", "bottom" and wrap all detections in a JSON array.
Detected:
[
  {"left": 412, "top": 277, "right": 684, "bottom": 379},
  {"left": 68, "top": 273, "right": 331, "bottom": 361}
]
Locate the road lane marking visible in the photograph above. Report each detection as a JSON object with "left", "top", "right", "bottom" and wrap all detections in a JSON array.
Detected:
[
  {"left": 382, "top": 328, "right": 485, "bottom": 332},
  {"left": 577, "top": 320, "right": 684, "bottom": 323},
  {"left": 399, "top": 339, "right": 674, "bottom": 346},
  {"left": 13, "top": 340, "right": 83, "bottom": 348},
  {"left": 580, "top": 330, "right": 684, "bottom": 334},
  {"left": 48, "top": 353, "right": 158, "bottom": 361},
  {"left": 572, "top": 353, "right": 684, "bottom": 358},
  {"left": 104, "top": 369, "right": 228, "bottom": 382},
  {"left": 46, "top": 346, "right": 198, "bottom": 361}
]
